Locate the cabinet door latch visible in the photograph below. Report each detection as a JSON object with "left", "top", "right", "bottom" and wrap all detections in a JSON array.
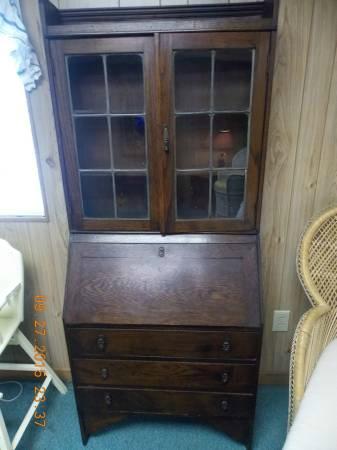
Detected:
[{"left": 163, "top": 126, "right": 169, "bottom": 153}]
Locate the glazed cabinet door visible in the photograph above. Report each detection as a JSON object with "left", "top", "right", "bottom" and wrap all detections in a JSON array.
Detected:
[
  {"left": 160, "top": 32, "right": 270, "bottom": 233},
  {"left": 50, "top": 37, "right": 160, "bottom": 231}
]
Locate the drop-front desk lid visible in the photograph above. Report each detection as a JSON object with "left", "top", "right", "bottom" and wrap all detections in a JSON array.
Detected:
[{"left": 64, "top": 234, "right": 261, "bottom": 328}]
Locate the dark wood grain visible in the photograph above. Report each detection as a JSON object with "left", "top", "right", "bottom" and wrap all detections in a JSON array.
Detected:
[
  {"left": 207, "top": 418, "right": 254, "bottom": 450},
  {"left": 78, "top": 386, "right": 255, "bottom": 418},
  {"left": 256, "top": 30, "right": 277, "bottom": 229},
  {"left": 39, "top": 0, "right": 59, "bottom": 26},
  {"left": 42, "top": 0, "right": 278, "bottom": 38},
  {"left": 48, "top": 34, "right": 273, "bottom": 232},
  {"left": 245, "top": 31, "right": 270, "bottom": 231},
  {"left": 49, "top": 2, "right": 273, "bottom": 23},
  {"left": 49, "top": 37, "right": 159, "bottom": 232},
  {"left": 160, "top": 32, "right": 270, "bottom": 234},
  {"left": 72, "top": 359, "right": 257, "bottom": 392},
  {"left": 81, "top": 413, "right": 252, "bottom": 449},
  {"left": 41, "top": 2, "right": 278, "bottom": 448},
  {"left": 63, "top": 240, "right": 260, "bottom": 327},
  {"left": 46, "top": 18, "right": 276, "bottom": 40},
  {"left": 68, "top": 328, "right": 260, "bottom": 361},
  {"left": 80, "top": 411, "right": 126, "bottom": 445},
  {"left": 69, "top": 233, "right": 258, "bottom": 244},
  {"left": 46, "top": 19, "right": 274, "bottom": 234},
  {"left": 49, "top": 29, "right": 272, "bottom": 231}
]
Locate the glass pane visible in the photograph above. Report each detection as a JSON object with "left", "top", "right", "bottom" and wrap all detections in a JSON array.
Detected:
[
  {"left": 177, "top": 172, "right": 209, "bottom": 219},
  {"left": 115, "top": 173, "right": 148, "bottom": 218},
  {"left": 175, "top": 51, "right": 211, "bottom": 113},
  {"left": 68, "top": 56, "right": 106, "bottom": 113},
  {"left": 111, "top": 116, "right": 146, "bottom": 169},
  {"left": 176, "top": 115, "right": 210, "bottom": 170},
  {"left": 75, "top": 117, "right": 110, "bottom": 169},
  {"left": 107, "top": 54, "right": 144, "bottom": 114},
  {"left": 214, "top": 49, "right": 252, "bottom": 111},
  {"left": 213, "top": 114, "right": 248, "bottom": 168},
  {"left": 212, "top": 170, "right": 245, "bottom": 219},
  {"left": 81, "top": 173, "right": 114, "bottom": 218}
]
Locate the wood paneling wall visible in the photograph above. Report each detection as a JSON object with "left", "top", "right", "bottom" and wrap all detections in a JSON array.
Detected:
[
  {"left": 0, "top": 0, "right": 69, "bottom": 373},
  {"left": 57, "top": 0, "right": 261, "bottom": 8},
  {"left": 1, "top": 0, "right": 337, "bottom": 382},
  {"left": 260, "top": 0, "right": 337, "bottom": 377}
]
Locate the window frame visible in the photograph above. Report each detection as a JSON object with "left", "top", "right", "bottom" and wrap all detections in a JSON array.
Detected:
[{"left": 0, "top": 46, "right": 48, "bottom": 222}]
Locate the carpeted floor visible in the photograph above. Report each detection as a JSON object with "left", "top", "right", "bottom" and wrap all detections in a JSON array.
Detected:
[{"left": 1, "top": 382, "right": 288, "bottom": 450}]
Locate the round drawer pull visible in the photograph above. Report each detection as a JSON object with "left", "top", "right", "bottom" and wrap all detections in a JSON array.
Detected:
[
  {"left": 221, "top": 372, "right": 229, "bottom": 384},
  {"left": 221, "top": 400, "right": 229, "bottom": 411},
  {"left": 222, "top": 341, "right": 231, "bottom": 352},
  {"left": 97, "top": 335, "right": 106, "bottom": 352},
  {"left": 101, "top": 368, "right": 109, "bottom": 380},
  {"left": 104, "top": 393, "right": 112, "bottom": 406}
]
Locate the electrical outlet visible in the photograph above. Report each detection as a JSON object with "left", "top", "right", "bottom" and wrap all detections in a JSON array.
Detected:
[{"left": 272, "top": 310, "right": 290, "bottom": 332}]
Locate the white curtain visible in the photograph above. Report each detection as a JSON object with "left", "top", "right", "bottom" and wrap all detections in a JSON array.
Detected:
[{"left": 0, "top": 0, "right": 42, "bottom": 91}]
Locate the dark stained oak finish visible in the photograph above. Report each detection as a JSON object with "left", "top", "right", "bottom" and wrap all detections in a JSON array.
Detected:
[
  {"left": 68, "top": 328, "right": 260, "bottom": 361},
  {"left": 41, "top": 0, "right": 279, "bottom": 39},
  {"left": 44, "top": 10, "right": 275, "bottom": 234},
  {"left": 80, "top": 413, "right": 253, "bottom": 450},
  {"left": 78, "top": 387, "right": 255, "bottom": 418},
  {"left": 72, "top": 359, "right": 257, "bottom": 392},
  {"left": 41, "top": 1, "right": 278, "bottom": 449},
  {"left": 70, "top": 232, "right": 258, "bottom": 244},
  {"left": 160, "top": 31, "right": 270, "bottom": 234},
  {"left": 49, "top": 37, "right": 161, "bottom": 232},
  {"left": 64, "top": 239, "right": 260, "bottom": 327},
  {"left": 62, "top": 236, "right": 262, "bottom": 449}
]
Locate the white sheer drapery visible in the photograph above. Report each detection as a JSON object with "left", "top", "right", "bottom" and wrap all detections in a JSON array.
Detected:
[{"left": 0, "top": 0, "right": 42, "bottom": 91}]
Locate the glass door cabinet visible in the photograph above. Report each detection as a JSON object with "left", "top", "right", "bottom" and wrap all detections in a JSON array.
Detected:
[
  {"left": 43, "top": 3, "right": 278, "bottom": 448},
  {"left": 161, "top": 32, "right": 269, "bottom": 232},
  {"left": 50, "top": 32, "right": 270, "bottom": 233}
]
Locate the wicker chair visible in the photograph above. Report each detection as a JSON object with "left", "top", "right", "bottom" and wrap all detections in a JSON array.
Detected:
[{"left": 288, "top": 206, "right": 337, "bottom": 427}]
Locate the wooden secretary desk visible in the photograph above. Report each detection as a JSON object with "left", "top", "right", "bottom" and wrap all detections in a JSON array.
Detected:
[{"left": 40, "top": 1, "right": 278, "bottom": 448}]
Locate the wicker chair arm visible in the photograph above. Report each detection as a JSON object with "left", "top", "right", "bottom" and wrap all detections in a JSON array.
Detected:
[{"left": 289, "top": 304, "right": 330, "bottom": 427}]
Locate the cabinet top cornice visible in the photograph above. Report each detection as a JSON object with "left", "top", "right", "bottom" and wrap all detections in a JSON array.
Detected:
[{"left": 40, "top": 0, "right": 278, "bottom": 38}]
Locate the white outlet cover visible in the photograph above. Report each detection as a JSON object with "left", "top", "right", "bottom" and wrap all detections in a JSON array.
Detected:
[{"left": 272, "top": 310, "right": 290, "bottom": 332}]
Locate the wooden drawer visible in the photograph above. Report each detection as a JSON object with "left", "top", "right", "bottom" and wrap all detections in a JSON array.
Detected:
[
  {"left": 72, "top": 359, "right": 258, "bottom": 392},
  {"left": 78, "top": 387, "right": 255, "bottom": 419},
  {"left": 68, "top": 328, "right": 260, "bottom": 361}
]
